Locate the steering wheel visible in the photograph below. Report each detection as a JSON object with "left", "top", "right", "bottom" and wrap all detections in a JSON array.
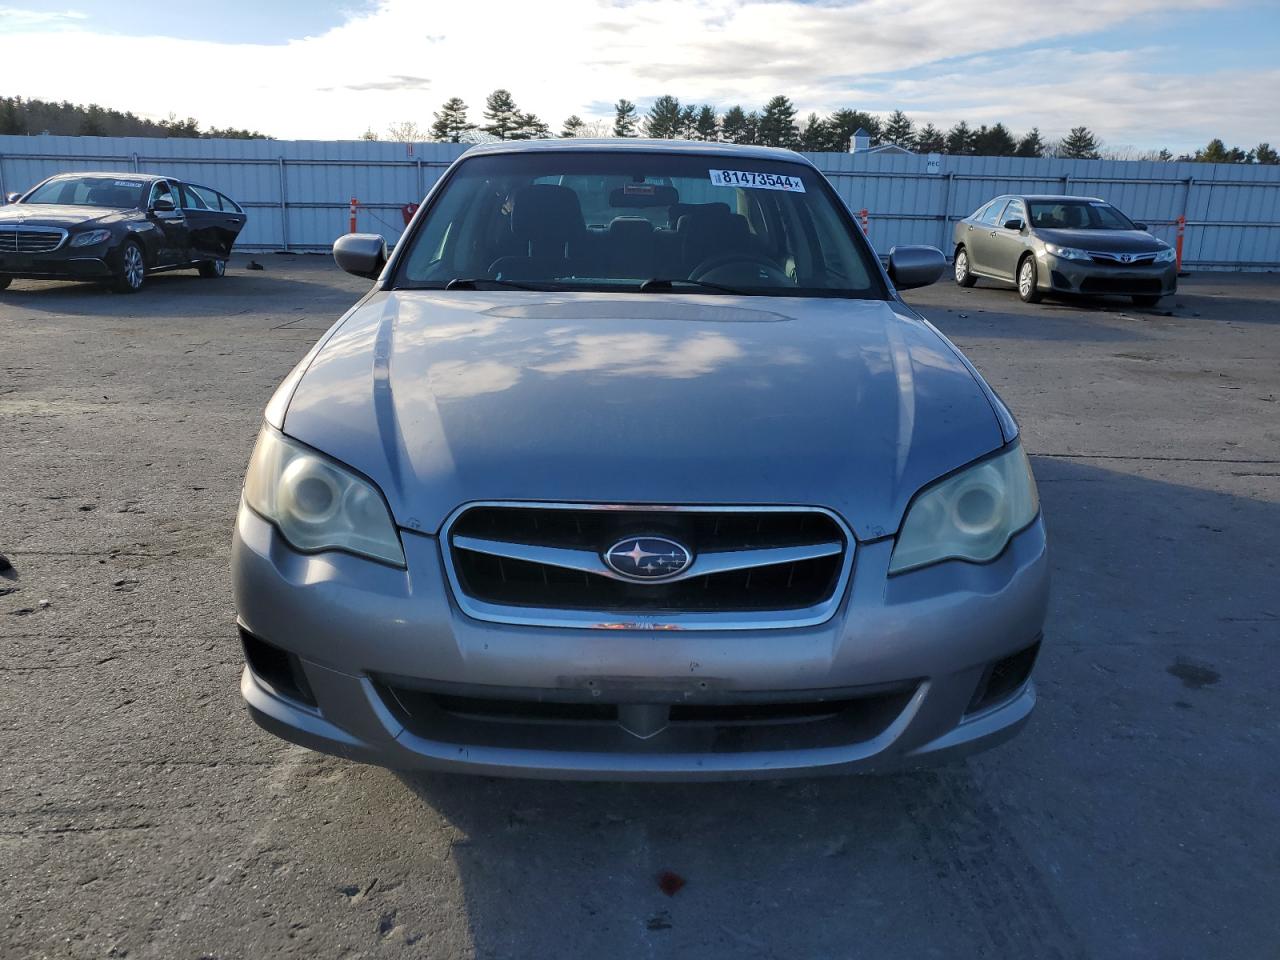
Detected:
[{"left": 689, "top": 252, "right": 790, "bottom": 284}]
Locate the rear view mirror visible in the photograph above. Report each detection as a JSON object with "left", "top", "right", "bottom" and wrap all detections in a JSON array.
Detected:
[
  {"left": 334, "top": 233, "right": 387, "bottom": 280},
  {"left": 887, "top": 245, "right": 946, "bottom": 290},
  {"left": 608, "top": 184, "right": 680, "bottom": 208},
  {"left": 152, "top": 197, "right": 175, "bottom": 213},
  {"left": 1003, "top": 218, "right": 1025, "bottom": 231}
]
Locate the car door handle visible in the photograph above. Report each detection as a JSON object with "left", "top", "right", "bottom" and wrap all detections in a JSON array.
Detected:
[{"left": 989, "top": 231, "right": 998, "bottom": 238}]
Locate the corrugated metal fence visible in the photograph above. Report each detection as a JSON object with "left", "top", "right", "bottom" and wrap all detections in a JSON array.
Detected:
[{"left": 3, "top": 134, "right": 1279, "bottom": 269}]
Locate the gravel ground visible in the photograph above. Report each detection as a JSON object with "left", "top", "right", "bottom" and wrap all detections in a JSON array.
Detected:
[{"left": 2, "top": 257, "right": 1277, "bottom": 959}]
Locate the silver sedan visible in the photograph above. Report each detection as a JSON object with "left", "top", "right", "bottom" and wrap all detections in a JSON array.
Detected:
[{"left": 232, "top": 139, "right": 1048, "bottom": 780}]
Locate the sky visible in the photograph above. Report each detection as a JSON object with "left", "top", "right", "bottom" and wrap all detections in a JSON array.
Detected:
[{"left": 1, "top": 0, "right": 1277, "bottom": 152}]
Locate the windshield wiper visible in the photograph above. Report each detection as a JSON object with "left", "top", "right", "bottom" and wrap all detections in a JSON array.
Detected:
[
  {"left": 638, "top": 277, "right": 752, "bottom": 295},
  {"left": 442, "top": 277, "right": 546, "bottom": 291}
]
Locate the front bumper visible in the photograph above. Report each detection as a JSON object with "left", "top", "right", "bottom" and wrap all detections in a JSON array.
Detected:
[
  {"left": 231, "top": 507, "right": 1050, "bottom": 780},
  {"left": 1039, "top": 252, "right": 1176, "bottom": 298},
  {"left": 0, "top": 246, "right": 113, "bottom": 280}
]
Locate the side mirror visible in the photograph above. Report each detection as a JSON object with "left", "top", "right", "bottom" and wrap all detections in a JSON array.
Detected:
[
  {"left": 152, "top": 197, "right": 175, "bottom": 213},
  {"left": 3, "top": 192, "right": 19, "bottom": 205},
  {"left": 887, "top": 245, "right": 946, "bottom": 291},
  {"left": 334, "top": 233, "right": 387, "bottom": 280},
  {"left": 1003, "top": 218, "right": 1025, "bottom": 231},
  {"left": 1132, "top": 222, "right": 1147, "bottom": 231}
]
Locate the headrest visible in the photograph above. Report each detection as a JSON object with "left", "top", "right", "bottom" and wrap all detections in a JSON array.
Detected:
[
  {"left": 670, "top": 202, "right": 731, "bottom": 229},
  {"left": 608, "top": 216, "right": 654, "bottom": 238},
  {"left": 510, "top": 184, "right": 585, "bottom": 243}
]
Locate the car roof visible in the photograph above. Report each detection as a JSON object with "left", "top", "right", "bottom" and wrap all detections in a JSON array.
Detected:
[
  {"left": 462, "top": 137, "right": 814, "bottom": 165},
  {"left": 47, "top": 171, "right": 165, "bottom": 182},
  {"left": 1017, "top": 194, "right": 1106, "bottom": 203}
]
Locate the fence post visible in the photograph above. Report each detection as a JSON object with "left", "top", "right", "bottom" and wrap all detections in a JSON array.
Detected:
[
  {"left": 0, "top": 154, "right": 6, "bottom": 201},
  {"left": 940, "top": 172, "right": 954, "bottom": 253},
  {"left": 1178, "top": 176, "right": 1194, "bottom": 276},
  {"left": 1175, "top": 215, "right": 1186, "bottom": 273},
  {"left": 131, "top": 152, "right": 139, "bottom": 172},
  {"left": 277, "top": 157, "right": 289, "bottom": 251},
  {"left": 416, "top": 158, "right": 424, "bottom": 200}
]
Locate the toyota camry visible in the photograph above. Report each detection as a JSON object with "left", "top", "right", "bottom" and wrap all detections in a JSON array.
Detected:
[{"left": 232, "top": 139, "right": 1048, "bottom": 780}]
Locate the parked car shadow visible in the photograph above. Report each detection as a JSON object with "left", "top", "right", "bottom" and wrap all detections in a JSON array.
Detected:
[{"left": 379, "top": 458, "right": 1279, "bottom": 959}]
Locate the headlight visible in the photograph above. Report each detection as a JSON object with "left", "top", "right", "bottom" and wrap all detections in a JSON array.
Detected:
[
  {"left": 1154, "top": 247, "right": 1176, "bottom": 263},
  {"left": 70, "top": 229, "right": 112, "bottom": 247},
  {"left": 1043, "top": 243, "right": 1089, "bottom": 261},
  {"left": 889, "top": 443, "right": 1040, "bottom": 574},
  {"left": 242, "top": 426, "right": 405, "bottom": 566}
]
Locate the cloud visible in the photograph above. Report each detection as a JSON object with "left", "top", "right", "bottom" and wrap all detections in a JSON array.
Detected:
[
  {"left": 0, "top": 6, "right": 87, "bottom": 29},
  {"left": 0, "top": 0, "right": 1271, "bottom": 151}
]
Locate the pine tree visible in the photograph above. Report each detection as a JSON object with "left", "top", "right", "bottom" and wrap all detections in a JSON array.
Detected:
[
  {"left": 560, "top": 115, "right": 586, "bottom": 138},
  {"left": 1014, "top": 127, "right": 1045, "bottom": 158},
  {"left": 481, "top": 89, "right": 521, "bottom": 140},
  {"left": 757, "top": 95, "right": 799, "bottom": 148},
  {"left": 0, "top": 97, "right": 26, "bottom": 135},
  {"left": 799, "top": 113, "right": 828, "bottom": 151},
  {"left": 678, "top": 105, "right": 698, "bottom": 139},
  {"left": 945, "top": 121, "right": 974, "bottom": 155},
  {"left": 509, "top": 112, "right": 551, "bottom": 140},
  {"left": 613, "top": 99, "right": 638, "bottom": 138},
  {"left": 882, "top": 110, "right": 913, "bottom": 146},
  {"left": 430, "top": 97, "right": 474, "bottom": 143},
  {"left": 913, "top": 123, "right": 945, "bottom": 154},
  {"left": 359, "top": 127, "right": 379, "bottom": 141},
  {"left": 693, "top": 105, "right": 718, "bottom": 141},
  {"left": 972, "top": 122, "right": 1017, "bottom": 156},
  {"left": 1255, "top": 143, "right": 1278, "bottom": 165},
  {"left": 720, "top": 105, "right": 751, "bottom": 144},
  {"left": 644, "top": 95, "right": 683, "bottom": 139},
  {"left": 1059, "top": 126, "right": 1101, "bottom": 159},
  {"left": 827, "top": 109, "right": 880, "bottom": 152}
]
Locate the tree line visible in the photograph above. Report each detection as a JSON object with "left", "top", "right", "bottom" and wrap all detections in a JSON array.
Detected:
[
  {"left": 375, "top": 90, "right": 1278, "bottom": 165},
  {"left": 0, "top": 96, "right": 269, "bottom": 139}
]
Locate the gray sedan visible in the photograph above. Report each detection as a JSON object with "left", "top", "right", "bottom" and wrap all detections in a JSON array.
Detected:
[
  {"left": 953, "top": 194, "right": 1177, "bottom": 305},
  {"left": 232, "top": 139, "right": 1048, "bottom": 780}
]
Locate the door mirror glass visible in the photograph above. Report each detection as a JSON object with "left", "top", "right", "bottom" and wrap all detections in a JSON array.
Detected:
[
  {"left": 3, "top": 192, "right": 19, "bottom": 204},
  {"left": 1132, "top": 222, "right": 1148, "bottom": 231},
  {"left": 887, "top": 244, "right": 946, "bottom": 290},
  {"left": 334, "top": 233, "right": 387, "bottom": 280},
  {"left": 1003, "top": 218, "right": 1024, "bottom": 231},
  {"left": 152, "top": 196, "right": 176, "bottom": 213}
]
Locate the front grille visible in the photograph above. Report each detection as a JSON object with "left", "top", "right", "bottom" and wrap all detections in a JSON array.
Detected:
[
  {"left": 1088, "top": 251, "right": 1157, "bottom": 267},
  {"left": 442, "top": 503, "right": 854, "bottom": 630},
  {"left": 1080, "top": 276, "right": 1163, "bottom": 294},
  {"left": 0, "top": 226, "right": 67, "bottom": 253}
]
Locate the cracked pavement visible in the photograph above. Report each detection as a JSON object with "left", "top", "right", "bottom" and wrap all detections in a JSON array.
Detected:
[{"left": 1, "top": 259, "right": 1277, "bottom": 959}]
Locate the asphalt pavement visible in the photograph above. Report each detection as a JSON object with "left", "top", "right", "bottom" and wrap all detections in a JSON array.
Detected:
[{"left": 2, "top": 257, "right": 1277, "bottom": 959}]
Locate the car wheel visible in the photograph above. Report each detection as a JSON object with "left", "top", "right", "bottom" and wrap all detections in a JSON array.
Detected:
[
  {"left": 953, "top": 247, "right": 977, "bottom": 287},
  {"left": 1131, "top": 294, "right": 1161, "bottom": 307},
  {"left": 0, "top": 277, "right": 10, "bottom": 291},
  {"left": 112, "top": 241, "right": 146, "bottom": 294},
  {"left": 198, "top": 258, "right": 226, "bottom": 279},
  {"left": 1017, "top": 255, "right": 1041, "bottom": 303}
]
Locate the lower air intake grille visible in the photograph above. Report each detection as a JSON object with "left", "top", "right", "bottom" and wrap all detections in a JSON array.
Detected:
[{"left": 442, "top": 503, "right": 854, "bottom": 630}]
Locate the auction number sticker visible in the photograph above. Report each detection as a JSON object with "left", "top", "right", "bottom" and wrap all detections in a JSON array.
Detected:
[{"left": 709, "top": 169, "right": 806, "bottom": 192}]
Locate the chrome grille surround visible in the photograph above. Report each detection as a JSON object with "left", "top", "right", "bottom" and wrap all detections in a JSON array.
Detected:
[
  {"left": 0, "top": 225, "right": 69, "bottom": 254},
  {"left": 439, "top": 501, "right": 856, "bottom": 631},
  {"left": 1087, "top": 250, "right": 1158, "bottom": 266}
]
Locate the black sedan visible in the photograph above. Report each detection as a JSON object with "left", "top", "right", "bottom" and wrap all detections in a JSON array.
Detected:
[{"left": 0, "top": 172, "right": 246, "bottom": 293}]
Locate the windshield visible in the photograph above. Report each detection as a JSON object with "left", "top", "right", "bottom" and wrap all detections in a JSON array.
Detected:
[
  {"left": 22, "top": 176, "right": 147, "bottom": 208},
  {"left": 395, "top": 151, "right": 885, "bottom": 299},
  {"left": 1028, "top": 200, "right": 1136, "bottom": 231}
]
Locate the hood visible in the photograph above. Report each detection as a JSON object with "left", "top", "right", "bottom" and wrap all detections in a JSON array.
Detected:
[
  {"left": 281, "top": 292, "right": 1005, "bottom": 540},
  {"left": 1035, "top": 227, "right": 1163, "bottom": 253},
  {"left": 0, "top": 204, "right": 136, "bottom": 227}
]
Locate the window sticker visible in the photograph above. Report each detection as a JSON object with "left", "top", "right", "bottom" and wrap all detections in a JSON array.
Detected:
[
  {"left": 113, "top": 180, "right": 142, "bottom": 187},
  {"left": 708, "top": 169, "right": 806, "bottom": 193}
]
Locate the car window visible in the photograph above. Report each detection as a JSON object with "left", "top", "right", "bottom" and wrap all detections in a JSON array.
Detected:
[
  {"left": 23, "top": 175, "right": 145, "bottom": 208},
  {"left": 180, "top": 184, "right": 210, "bottom": 210},
  {"left": 970, "top": 200, "right": 993, "bottom": 222},
  {"left": 979, "top": 199, "right": 1008, "bottom": 227},
  {"left": 396, "top": 151, "right": 885, "bottom": 299},
  {"left": 1028, "top": 200, "right": 1136, "bottom": 230},
  {"left": 1003, "top": 199, "right": 1026, "bottom": 227},
  {"left": 215, "top": 192, "right": 241, "bottom": 214}
]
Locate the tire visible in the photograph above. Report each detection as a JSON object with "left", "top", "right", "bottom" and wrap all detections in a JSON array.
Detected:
[
  {"left": 198, "top": 258, "right": 226, "bottom": 279},
  {"left": 1017, "top": 255, "right": 1042, "bottom": 303},
  {"left": 1131, "top": 294, "right": 1161, "bottom": 307},
  {"left": 0, "top": 277, "right": 10, "bottom": 291},
  {"left": 953, "top": 247, "right": 977, "bottom": 287},
  {"left": 112, "top": 241, "right": 146, "bottom": 294}
]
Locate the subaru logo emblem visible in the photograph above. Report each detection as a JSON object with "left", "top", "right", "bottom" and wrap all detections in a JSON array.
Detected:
[{"left": 603, "top": 536, "right": 693, "bottom": 581}]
